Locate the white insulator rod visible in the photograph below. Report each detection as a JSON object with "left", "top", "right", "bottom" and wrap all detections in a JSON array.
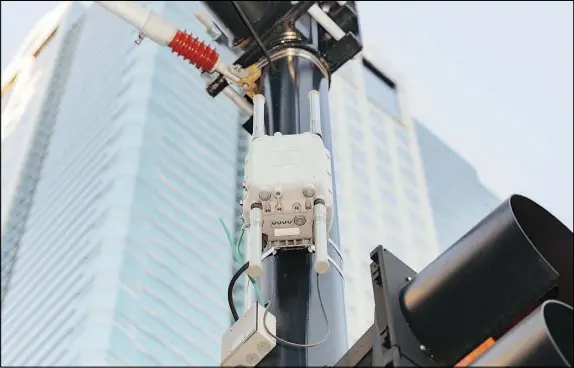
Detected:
[
  {"left": 252, "top": 94, "right": 266, "bottom": 138},
  {"left": 308, "top": 4, "right": 346, "bottom": 41},
  {"left": 309, "top": 90, "right": 322, "bottom": 136},
  {"left": 95, "top": 1, "right": 177, "bottom": 46}
]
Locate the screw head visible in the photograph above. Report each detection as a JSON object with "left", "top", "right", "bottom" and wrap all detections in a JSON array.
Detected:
[
  {"left": 294, "top": 215, "right": 306, "bottom": 226},
  {"left": 259, "top": 190, "right": 272, "bottom": 201},
  {"left": 257, "top": 341, "right": 271, "bottom": 353},
  {"left": 246, "top": 353, "right": 258, "bottom": 363},
  {"left": 302, "top": 185, "right": 316, "bottom": 198}
]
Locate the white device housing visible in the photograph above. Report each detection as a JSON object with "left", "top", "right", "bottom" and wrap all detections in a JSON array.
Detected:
[
  {"left": 242, "top": 132, "right": 334, "bottom": 244},
  {"left": 221, "top": 303, "right": 277, "bottom": 367}
]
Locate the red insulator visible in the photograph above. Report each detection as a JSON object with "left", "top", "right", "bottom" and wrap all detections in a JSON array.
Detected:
[{"left": 168, "top": 30, "right": 219, "bottom": 71}]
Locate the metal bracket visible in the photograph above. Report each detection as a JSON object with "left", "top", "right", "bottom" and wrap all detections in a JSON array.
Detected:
[
  {"left": 369, "top": 246, "right": 436, "bottom": 367},
  {"left": 335, "top": 245, "right": 437, "bottom": 367}
]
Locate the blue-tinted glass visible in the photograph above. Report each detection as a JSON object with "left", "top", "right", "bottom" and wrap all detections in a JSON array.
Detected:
[
  {"left": 404, "top": 186, "right": 420, "bottom": 207},
  {"left": 372, "top": 124, "right": 387, "bottom": 146},
  {"left": 345, "top": 87, "right": 359, "bottom": 105},
  {"left": 109, "top": 327, "right": 138, "bottom": 363},
  {"left": 116, "top": 289, "right": 140, "bottom": 323},
  {"left": 363, "top": 66, "right": 400, "bottom": 118},
  {"left": 337, "top": 62, "right": 354, "bottom": 80},
  {"left": 353, "top": 164, "right": 370, "bottom": 184},
  {"left": 414, "top": 120, "right": 500, "bottom": 252},
  {"left": 351, "top": 144, "right": 366, "bottom": 162},
  {"left": 380, "top": 186, "right": 398, "bottom": 207},
  {"left": 397, "top": 145, "right": 413, "bottom": 168},
  {"left": 409, "top": 210, "right": 426, "bottom": 229},
  {"left": 382, "top": 210, "right": 400, "bottom": 229},
  {"left": 374, "top": 145, "right": 391, "bottom": 166},
  {"left": 377, "top": 164, "right": 394, "bottom": 187},
  {"left": 348, "top": 127, "right": 364, "bottom": 144},
  {"left": 401, "top": 166, "right": 417, "bottom": 187},
  {"left": 394, "top": 125, "right": 410, "bottom": 147}
]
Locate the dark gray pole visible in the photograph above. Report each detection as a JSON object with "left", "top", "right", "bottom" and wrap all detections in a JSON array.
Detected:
[{"left": 257, "top": 47, "right": 348, "bottom": 366}]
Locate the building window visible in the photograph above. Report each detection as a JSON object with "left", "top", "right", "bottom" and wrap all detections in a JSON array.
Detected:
[
  {"left": 347, "top": 122, "right": 364, "bottom": 142},
  {"left": 353, "top": 163, "right": 370, "bottom": 184},
  {"left": 345, "top": 87, "right": 359, "bottom": 106},
  {"left": 401, "top": 166, "right": 417, "bottom": 187},
  {"left": 370, "top": 107, "right": 388, "bottom": 145},
  {"left": 409, "top": 210, "right": 426, "bottom": 229},
  {"left": 397, "top": 145, "right": 414, "bottom": 168},
  {"left": 337, "top": 62, "right": 354, "bottom": 81},
  {"left": 345, "top": 101, "right": 360, "bottom": 123},
  {"left": 351, "top": 144, "right": 366, "bottom": 162},
  {"left": 362, "top": 61, "right": 400, "bottom": 118},
  {"left": 394, "top": 125, "right": 410, "bottom": 147},
  {"left": 374, "top": 145, "right": 391, "bottom": 166},
  {"left": 380, "top": 186, "right": 398, "bottom": 208},
  {"left": 404, "top": 186, "right": 420, "bottom": 206},
  {"left": 377, "top": 164, "right": 394, "bottom": 187}
]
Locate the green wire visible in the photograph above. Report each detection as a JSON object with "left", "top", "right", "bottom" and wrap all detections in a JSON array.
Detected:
[
  {"left": 219, "top": 218, "right": 242, "bottom": 263},
  {"left": 219, "top": 218, "right": 265, "bottom": 306}
]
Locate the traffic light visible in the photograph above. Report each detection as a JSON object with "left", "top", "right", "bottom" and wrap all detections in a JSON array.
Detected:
[{"left": 338, "top": 194, "right": 573, "bottom": 367}]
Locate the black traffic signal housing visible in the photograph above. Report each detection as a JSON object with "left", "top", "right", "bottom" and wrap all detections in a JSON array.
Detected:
[{"left": 337, "top": 194, "right": 573, "bottom": 367}]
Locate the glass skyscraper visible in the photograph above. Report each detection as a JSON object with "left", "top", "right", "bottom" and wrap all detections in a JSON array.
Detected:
[
  {"left": 414, "top": 120, "right": 500, "bottom": 252},
  {"left": 327, "top": 48, "right": 441, "bottom": 345},
  {"left": 2, "top": 2, "right": 242, "bottom": 365}
]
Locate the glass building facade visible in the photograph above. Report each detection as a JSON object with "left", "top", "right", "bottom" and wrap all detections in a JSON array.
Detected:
[
  {"left": 414, "top": 120, "right": 500, "bottom": 252},
  {"left": 2, "top": 2, "right": 241, "bottom": 365},
  {"left": 328, "top": 52, "right": 440, "bottom": 345}
]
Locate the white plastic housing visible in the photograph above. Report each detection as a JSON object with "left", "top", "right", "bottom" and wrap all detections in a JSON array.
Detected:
[
  {"left": 221, "top": 303, "right": 276, "bottom": 367},
  {"left": 242, "top": 132, "right": 334, "bottom": 243}
]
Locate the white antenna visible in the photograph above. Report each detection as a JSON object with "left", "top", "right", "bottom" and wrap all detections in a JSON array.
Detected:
[
  {"left": 252, "top": 94, "right": 266, "bottom": 139},
  {"left": 309, "top": 90, "right": 322, "bottom": 137}
]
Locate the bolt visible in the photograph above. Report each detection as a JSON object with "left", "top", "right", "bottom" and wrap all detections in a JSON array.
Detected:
[
  {"left": 246, "top": 353, "right": 257, "bottom": 363},
  {"left": 135, "top": 34, "right": 144, "bottom": 45},
  {"left": 406, "top": 276, "right": 412, "bottom": 282}
]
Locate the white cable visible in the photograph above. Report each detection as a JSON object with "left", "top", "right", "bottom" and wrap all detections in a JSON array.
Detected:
[{"left": 263, "top": 272, "right": 330, "bottom": 348}]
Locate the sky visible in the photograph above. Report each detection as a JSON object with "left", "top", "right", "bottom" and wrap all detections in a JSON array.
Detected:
[{"left": 1, "top": 1, "right": 573, "bottom": 229}]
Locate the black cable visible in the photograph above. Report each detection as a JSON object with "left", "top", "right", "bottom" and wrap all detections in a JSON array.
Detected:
[
  {"left": 230, "top": 1, "right": 276, "bottom": 71},
  {"left": 229, "top": 261, "right": 249, "bottom": 321}
]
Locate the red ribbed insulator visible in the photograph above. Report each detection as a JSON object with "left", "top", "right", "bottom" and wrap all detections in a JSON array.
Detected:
[{"left": 168, "top": 30, "right": 219, "bottom": 71}]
